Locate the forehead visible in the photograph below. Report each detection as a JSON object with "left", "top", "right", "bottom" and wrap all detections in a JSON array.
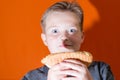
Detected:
[
  {"left": 46, "top": 11, "right": 79, "bottom": 20},
  {"left": 45, "top": 11, "right": 80, "bottom": 27}
]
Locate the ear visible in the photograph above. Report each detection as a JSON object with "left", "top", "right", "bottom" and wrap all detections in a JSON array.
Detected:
[{"left": 41, "top": 33, "right": 48, "bottom": 46}]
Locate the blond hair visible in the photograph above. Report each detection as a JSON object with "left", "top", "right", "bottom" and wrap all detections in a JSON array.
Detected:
[{"left": 41, "top": 1, "right": 84, "bottom": 32}]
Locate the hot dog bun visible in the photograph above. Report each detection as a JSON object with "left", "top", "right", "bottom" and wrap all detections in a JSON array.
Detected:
[{"left": 41, "top": 51, "right": 93, "bottom": 68}]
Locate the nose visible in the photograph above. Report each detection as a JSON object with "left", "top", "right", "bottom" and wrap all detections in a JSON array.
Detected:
[
  {"left": 60, "top": 31, "right": 69, "bottom": 41},
  {"left": 61, "top": 35, "right": 68, "bottom": 41}
]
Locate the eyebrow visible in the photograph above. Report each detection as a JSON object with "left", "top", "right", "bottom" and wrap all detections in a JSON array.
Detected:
[
  {"left": 46, "top": 25, "right": 58, "bottom": 30},
  {"left": 46, "top": 23, "right": 79, "bottom": 30}
]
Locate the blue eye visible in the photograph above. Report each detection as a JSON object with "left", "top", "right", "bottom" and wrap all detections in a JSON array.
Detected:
[
  {"left": 52, "top": 29, "right": 58, "bottom": 33},
  {"left": 70, "top": 29, "right": 76, "bottom": 33}
]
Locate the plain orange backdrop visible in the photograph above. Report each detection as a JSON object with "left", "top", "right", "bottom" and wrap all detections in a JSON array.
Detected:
[{"left": 0, "top": 0, "right": 120, "bottom": 80}]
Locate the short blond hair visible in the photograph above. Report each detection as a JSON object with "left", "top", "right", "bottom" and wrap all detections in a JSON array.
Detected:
[{"left": 41, "top": 1, "right": 84, "bottom": 32}]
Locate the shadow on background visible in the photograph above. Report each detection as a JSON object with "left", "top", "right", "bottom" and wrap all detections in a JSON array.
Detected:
[
  {"left": 0, "top": 0, "right": 119, "bottom": 80},
  {"left": 81, "top": 0, "right": 120, "bottom": 79}
]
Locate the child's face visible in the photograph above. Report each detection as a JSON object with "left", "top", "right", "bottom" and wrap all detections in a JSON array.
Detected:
[{"left": 41, "top": 11, "right": 84, "bottom": 54}]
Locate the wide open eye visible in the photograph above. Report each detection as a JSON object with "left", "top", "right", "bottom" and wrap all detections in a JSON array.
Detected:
[
  {"left": 70, "top": 29, "right": 76, "bottom": 32},
  {"left": 69, "top": 28, "right": 77, "bottom": 34},
  {"left": 52, "top": 29, "right": 59, "bottom": 34}
]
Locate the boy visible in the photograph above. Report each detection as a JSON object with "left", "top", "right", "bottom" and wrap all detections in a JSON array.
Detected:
[{"left": 22, "top": 1, "right": 114, "bottom": 80}]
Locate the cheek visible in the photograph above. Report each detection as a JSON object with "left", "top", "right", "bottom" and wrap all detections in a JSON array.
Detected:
[
  {"left": 71, "top": 35, "right": 83, "bottom": 50},
  {"left": 46, "top": 34, "right": 59, "bottom": 43},
  {"left": 47, "top": 35, "right": 58, "bottom": 40},
  {"left": 71, "top": 35, "right": 82, "bottom": 43}
]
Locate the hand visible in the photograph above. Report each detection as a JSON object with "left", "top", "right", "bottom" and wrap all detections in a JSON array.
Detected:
[{"left": 47, "top": 59, "right": 93, "bottom": 80}]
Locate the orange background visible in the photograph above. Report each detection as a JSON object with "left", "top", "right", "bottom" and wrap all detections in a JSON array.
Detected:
[{"left": 0, "top": 0, "right": 120, "bottom": 80}]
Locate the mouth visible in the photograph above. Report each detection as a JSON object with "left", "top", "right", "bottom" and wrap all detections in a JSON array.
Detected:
[
  {"left": 59, "top": 44, "right": 72, "bottom": 48},
  {"left": 59, "top": 40, "right": 73, "bottom": 49}
]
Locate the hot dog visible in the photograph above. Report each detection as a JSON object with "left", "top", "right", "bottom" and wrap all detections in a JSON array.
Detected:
[{"left": 41, "top": 51, "right": 93, "bottom": 68}]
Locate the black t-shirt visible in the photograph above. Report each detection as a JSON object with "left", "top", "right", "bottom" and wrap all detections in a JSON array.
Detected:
[{"left": 22, "top": 61, "right": 114, "bottom": 80}]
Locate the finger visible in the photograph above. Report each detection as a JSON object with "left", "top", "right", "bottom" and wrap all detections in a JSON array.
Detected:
[
  {"left": 60, "top": 69, "right": 80, "bottom": 77},
  {"left": 48, "top": 64, "right": 67, "bottom": 80},
  {"left": 60, "top": 69, "right": 91, "bottom": 79},
  {"left": 50, "top": 63, "right": 62, "bottom": 71},
  {"left": 63, "top": 59, "right": 86, "bottom": 67},
  {"left": 50, "top": 62, "right": 70, "bottom": 71},
  {"left": 60, "top": 61, "right": 86, "bottom": 72}
]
